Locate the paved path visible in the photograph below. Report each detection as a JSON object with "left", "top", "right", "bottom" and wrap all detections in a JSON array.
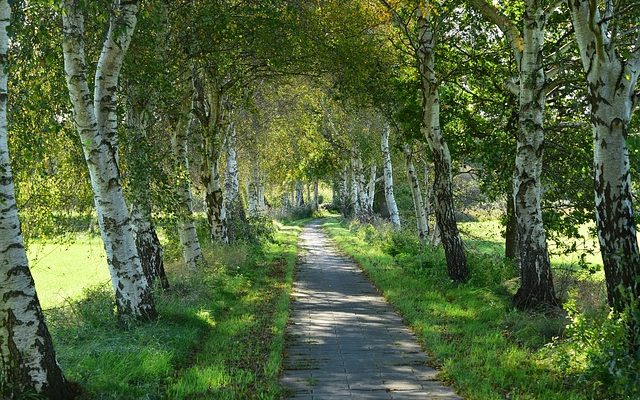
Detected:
[{"left": 280, "top": 221, "right": 462, "bottom": 400}]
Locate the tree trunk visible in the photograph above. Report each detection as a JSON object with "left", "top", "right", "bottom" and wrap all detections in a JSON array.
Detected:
[
  {"left": 204, "top": 156, "right": 227, "bottom": 243},
  {"left": 62, "top": 0, "right": 157, "bottom": 324},
  {"left": 403, "top": 144, "right": 429, "bottom": 243},
  {"left": 504, "top": 190, "right": 519, "bottom": 262},
  {"left": 381, "top": 124, "right": 401, "bottom": 228},
  {"left": 339, "top": 166, "right": 350, "bottom": 217},
  {"left": 247, "top": 150, "right": 265, "bottom": 217},
  {"left": 124, "top": 89, "right": 169, "bottom": 289},
  {"left": 512, "top": 1, "right": 557, "bottom": 309},
  {"left": 131, "top": 203, "right": 169, "bottom": 290},
  {"left": 568, "top": 0, "right": 640, "bottom": 313},
  {"left": 172, "top": 114, "right": 204, "bottom": 270},
  {"left": 422, "top": 153, "right": 434, "bottom": 236},
  {"left": 0, "top": 3, "right": 71, "bottom": 397},
  {"left": 367, "top": 165, "right": 377, "bottom": 211},
  {"left": 416, "top": 6, "right": 468, "bottom": 282},
  {"left": 191, "top": 68, "right": 228, "bottom": 244},
  {"left": 295, "top": 181, "right": 305, "bottom": 207},
  {"left": 313, "top": 180, "right": 319, "bottom": 210},
  {"left": 223, "top": 121, "right": 246, "bottom": 242},
  {"left": 351, "top": 149, "right": 373, "bottom": 223}
]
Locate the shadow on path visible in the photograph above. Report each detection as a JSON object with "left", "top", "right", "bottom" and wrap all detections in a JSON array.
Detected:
[{"left": 280, "top": 220, "right": 462, "bottom": 399}]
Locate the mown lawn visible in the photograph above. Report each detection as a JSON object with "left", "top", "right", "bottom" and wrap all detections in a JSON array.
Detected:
[
  {"left": 40, "top": 220, "right": 304, "bottom": 399},
  {"left": 322, "top": 217, "right": 608, "bottom": 400}
]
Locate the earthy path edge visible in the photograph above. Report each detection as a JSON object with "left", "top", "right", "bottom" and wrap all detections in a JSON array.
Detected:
[{"left": 280, "top": 220, "right": 462, "bottom": 399}]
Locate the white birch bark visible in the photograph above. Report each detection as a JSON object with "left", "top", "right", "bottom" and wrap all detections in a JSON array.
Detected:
[
  {"left": 469, "top": 0, "right": 557, "bottom": 306},
  {"left": 403, "top": 144, "right": 429, "bottom": 243},
  {"left": 247, "top": 150, "right": 265, "bottom": 217},
  {"left": 191, "top": 68, "right": 228, "bottom": 244},
  {"left": 0, "top": 3, "right": 71, "bottom": 397},
  {"left": 62, "top": 0, "right": 156, "bottom": 323},
  {"left": 512, "top": 0, "right": 557, "bottom": 308},
  {"left": 223, "top": 121, "right": 246, "bottom": 242},
  {"left": 381, "top": 124, "right": 401, "bottom": 228},
  {"left": 125, "top": 91, "right": 168, "bottom": 289},
  {"left": 338, "top": 166, "right": 349, "bottom": 217},
  {"left": 367, "top": 165, "right": 377, "bottom": 211},
  {"left": 172, "top": 114, "right": 204, "bottom": 270},
  {"left": 295, "top": 180, "right": 305, "bottom": 207},
  {"left": 313, "top": 180, "right": 319, "bottom": 211},
  {"left": 567, "top": 0, "right": 640, "bottom": 311},
  {"left": 416, "top": 4, "right": 468, "bottom": 281}
]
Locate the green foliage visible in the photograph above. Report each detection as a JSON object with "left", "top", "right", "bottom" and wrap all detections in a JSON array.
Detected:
[{"left": 548, "top": 296, "right": 640, "bottom": 400}]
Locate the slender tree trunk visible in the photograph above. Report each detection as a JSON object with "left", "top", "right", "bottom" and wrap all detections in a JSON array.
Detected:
[
  {"left": 0, "top": 3, "right": 71, "bottom": 397},
  {"left": 351, "top": 149, "right": 373, "bottom": 223},
  {"left": 191, "top": 69, "right": 228, "bottom": 244},
  {"left": 513, "top": 1, "right": 557, "bottom": 309},
  {"left": 295, "top": 181, "right": 305, "bottom": 207},
  {"left": 381, "top": 124, "right": 401, "bottom": 228},
  {"left": 62, "top": 0, "right": 156, "bottom": 323},
  {"left": 313, "top": 180, "right": 319, "bottom": 210},
  {"left": 339, "top": 166, "right": 350, "bottom": 217},
  {"left": 367, "top": 165, "right": 377, "bottom": 211},
  {"left": 247, "top": 150, "right": 265, "bottom": 217},
  {"left": 350, "top": 155, "right": 361, "bottom": 219},
  {"left": 423, "top": 160, "right": 437, "bottom": 243},
  {"left": 223, "top": 121, "right": 246, "bottom": 242},
  {"left": 568, "top": 0, "right": 640, "bottom": 313},
  {"left": 131, "top": 203, "right": 169, "bottom": 289},
  {"left": 416, "top": 6, "right": 468, "bottom": 281},
  {"left": 204, "top": 156, "right": 227, "bottom": 243},
  {"left": 124, "top": 90, "right": 169, "bottom": 289},
  {"left": 505, "top": 190, "right": 519, "bottom": 263},
  {"left": 404, "top": 145, "right": 429, "bottom": 243},
  {"left": 172, "top": 114, "right": 204, "bottom": 270}
]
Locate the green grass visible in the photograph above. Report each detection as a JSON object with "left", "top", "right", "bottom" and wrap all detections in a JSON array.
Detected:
[
  {"left": 28, "top": 235, "right": 109, "bottom": 309},
  {"left": 43, "top": 220, "right": 303, "bottom": 399},
  {"left": 322, "top": 217, "right": 602, "bottom": 400}
]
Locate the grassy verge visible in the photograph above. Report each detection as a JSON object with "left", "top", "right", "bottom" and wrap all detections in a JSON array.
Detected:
[
  {"left": 322, "top": 217, "right": 599, "bottom": 400},
  {"left": 45, "top": 220, "right": 303, "bottom": 399}
]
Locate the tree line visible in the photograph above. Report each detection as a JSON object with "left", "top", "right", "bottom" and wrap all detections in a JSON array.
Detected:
[{"left": 0, "top": 0, "right": 638, "bottom": 398}]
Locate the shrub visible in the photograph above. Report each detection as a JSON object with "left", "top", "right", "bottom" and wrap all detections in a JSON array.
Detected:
[
  {"left": 549, "top": 295, "right": 640, "bottom": 399},
  {"left": 383, "top": 229, "right": 422, "bottom": 257}
]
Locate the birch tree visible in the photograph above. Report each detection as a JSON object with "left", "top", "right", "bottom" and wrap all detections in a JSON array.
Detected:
[
  {"left": 0, "top": 2, "right": 71, "bottom": 397},
  {"left": 191, "top": 68, "right": 229, "bottom": 244},
  {"left": 62, "top": 0, "right": 157, "bottom": 323},
  {"left": 381, "top": 122, "right": 401, "bottom": 228},
  {"left": 172, "top": 111, "right": 204, "bottom": 270},
  {"left": 566, "top": 0, "right": 640, "bottom": 313},
  {"left": 379, "top": 0, "right": 468, "bottom": 281},
  {"left": 469, "top": 0, "right": 559, "bottom": 308},
  {"left": 124, "top": 91, "right": 169, "bottom": 289},
  {"left": 404, "top": 144, "right": 430, "bottom": 242},
  {"left": 223, "top": 120, "right": 248, "bottom": 242}
]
